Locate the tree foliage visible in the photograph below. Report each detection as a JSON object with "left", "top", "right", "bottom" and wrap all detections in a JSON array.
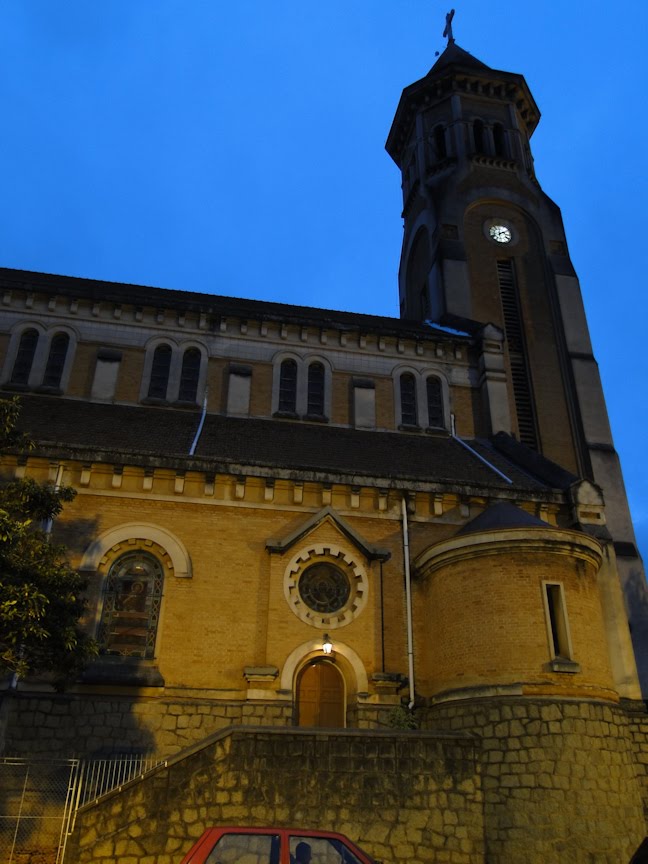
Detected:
[{"left": 0, "top": 397, "right": 96, "bottom": 687}]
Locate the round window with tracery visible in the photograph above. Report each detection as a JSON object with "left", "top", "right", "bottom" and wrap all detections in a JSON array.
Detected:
[
  {"left": 298, "top": 563, "right": 350, "bottom": 613},
  {"left": 284, "top": 544, "right": 368, "bottom": 629}
]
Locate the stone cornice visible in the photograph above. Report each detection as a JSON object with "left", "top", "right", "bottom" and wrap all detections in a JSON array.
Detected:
[{"left": 415, "top": 526, "right": 603, "bottom": 575}]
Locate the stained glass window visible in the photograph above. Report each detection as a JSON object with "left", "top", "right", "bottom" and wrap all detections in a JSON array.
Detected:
[
  {"left": 11, "top": 329, "right": 39, "bottom": 385},
  {"left": 278, "top": 359, "right": 297, "bottom": 413},
  {"left": 400, "top": 373, "right": 417, "bottom": 426},
  {"left": 98, "top": 552, "right": 164, "bottom": 659},
  {"left": 42, "top": 333, "right": 70, "bottom": 388},
  {"left": 178, "top": 347, "right": 201, "bottom": 402},
  {"left": 307, "top": 362, "right": 325, "bottom": 416},
  {"left": 148, "top": 344, "right": 172, "bottom": 399},
  {"left": 427, "top": 377, "right": 444, "bottom": 428},
  {"left": 298, "top": 563, "right": 350, "bottom": 614}
]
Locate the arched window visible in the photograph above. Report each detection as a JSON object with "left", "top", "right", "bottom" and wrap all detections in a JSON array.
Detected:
[
  {"left": 11, "top": 329, "right": 39, "bottom": 385},
  {"left": 307, "top": 362, "right": 325, "bottom": 416},
  {"left": 434, "top": 124, "right": 447, "bottom": 160},
  {"left": 427, "top": 376, "right": 445, "bottom": 428},
  {"left": 98, "top": 551, "right": 164, "bottom": 659},
  {"left": 278, "top": 359, "right": 298, "bottom": 413},
  {"left": 148, "top": 344, "right": 172, "bottom": 399},
  {"left": 473, "top": 119, "right": 485, "bottom": 153},
  {"left": 400, "top": 373, "right": 418, "bottom": 426},
  {"left": 178, "top": 347, "right": 201, "bottom": 402},
  {"left": 42, "top": 333, "right": 70, "bottom": 388},
  {"left": 493, "top": 123, "right": 506, "bottom": 157}
]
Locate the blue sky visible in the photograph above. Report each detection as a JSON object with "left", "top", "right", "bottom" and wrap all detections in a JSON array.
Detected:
[{"left": 0, "top": 1, "right": 646, "bottom": 555}]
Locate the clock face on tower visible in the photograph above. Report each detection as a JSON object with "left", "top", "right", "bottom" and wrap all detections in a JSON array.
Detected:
[{"left": 489, "top": 224, "right": 512, "bottom": 244}]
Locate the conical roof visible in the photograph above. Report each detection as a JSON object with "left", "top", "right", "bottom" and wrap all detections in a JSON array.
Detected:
[{"left": 457, "top": 502, "right": 551, "bottom": 536}]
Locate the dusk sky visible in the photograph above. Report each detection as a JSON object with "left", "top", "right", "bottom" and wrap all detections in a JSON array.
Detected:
[{"left": 1, "top": 2, "right": 646, "bottom": 556}]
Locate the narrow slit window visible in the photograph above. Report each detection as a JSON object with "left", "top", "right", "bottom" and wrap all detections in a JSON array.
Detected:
[
  {"left": 148, "top": 344, "right": 172, "bottom": 400},
  {"left": 434, "top": 124, "right": 447, "bottom": 160},
  {"left": 307, "top": 362, "right": 325, "bottom": 416},
  {"left": 426, "top": 377, "right": 444, "bottom": 428},
  {"left": 400, "top": 373, "right": 418, "bottom": 426},
  {"left": 493, "top": 123, "right": 506, "bottom": 157},
  {"left": 278, "top": 359, "right": 298, "bottom": 413},
  {"left": 42, "top": 333, "right": 70, "bottom": 388},
  {"left": 473, "top": 119, "right": 485, "bottom": 153},
  {"left": 11, "top": 329, "right": 39, "bottom": 385},
  {"left": 497, "top": 259, "right": 538, "bottom": 449},
  {"left": 178, "top": 347, "right": 201, "bottom": 402},
  {"left": 545, "top": 583, "right": 571, "bottom": 659}
]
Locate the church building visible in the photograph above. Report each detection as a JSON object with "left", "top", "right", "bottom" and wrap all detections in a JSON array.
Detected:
[{"left": 1, "top": 21, "right": 647, "bottom": 864}]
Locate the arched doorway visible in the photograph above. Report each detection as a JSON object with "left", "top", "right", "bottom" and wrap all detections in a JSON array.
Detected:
[{"left": 296, "top": 660, "right": 345, "bottom": 727}]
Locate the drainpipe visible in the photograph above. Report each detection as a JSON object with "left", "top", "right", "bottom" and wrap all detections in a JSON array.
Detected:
[
  {"left": 401, "top": 495, "right": 415, "bottom": 710},
  {"left": 189, "top": 389, "right": 209, "bottom": 456},
  {"left": 43, "top": 463, "right": 65, "bottom": 536}
]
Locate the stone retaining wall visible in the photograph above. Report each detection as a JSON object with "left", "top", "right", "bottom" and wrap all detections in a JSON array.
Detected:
[
  {"left": 67, "top": 727, "right": 484, "bottom": 864},
  {"left": 1, "top": 693, "right": 399, "bottom": 758},
  {"left": 1, "top": 693, "right": 293, "bottom": 757},
  {"left": 423, "top": 697, "right": 645, "bottom": 864},
  {"left": 625, "top": 699, "right": 648, "bottom": 809}
]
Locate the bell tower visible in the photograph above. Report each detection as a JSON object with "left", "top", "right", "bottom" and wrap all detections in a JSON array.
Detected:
[
  {"left": 385, "top": 19, "right": 583, "bottom": 472},
  {"left": 386, "top": 13, "right": 648, "bottom": 691}
]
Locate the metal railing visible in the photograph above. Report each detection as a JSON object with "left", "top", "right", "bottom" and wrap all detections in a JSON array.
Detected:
[{"left": 75, "top": 754, "right": 163, "bottom": 808}]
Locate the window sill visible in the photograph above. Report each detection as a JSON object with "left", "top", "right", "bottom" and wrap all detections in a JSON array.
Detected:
[
  {"left": 141, "top": 397, "right": 170, "bottom": 407},
  {"left": 549, "top": 657, "right": 581, "bottom": 674},
  {"left": 34, "top": 385, "right": 63, "bottom": 396},
  {"left": 304, "top": 413, "right": 329, "bottom": 423},
  {"left": 173, "top": 399, "right": 199, "bottom": 409},
  {"left": 80, "top": 656, "right": 165, "bottom": 687},
  {"left": 2, "top": 382, "right": 31, "bottom": 392},
  {"left": 425, "top": 426, "right": 449, "bottom": 436},
  {"left": 273, "top": 410, "right": 299, "bottom": 420},
  {"left": 398, "top": 423, "right": 422, "bottom": 433}
]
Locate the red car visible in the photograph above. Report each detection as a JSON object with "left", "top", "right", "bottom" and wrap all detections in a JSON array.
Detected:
[{"left": 179, "top": 826, "right": 377, "bottom": 864}]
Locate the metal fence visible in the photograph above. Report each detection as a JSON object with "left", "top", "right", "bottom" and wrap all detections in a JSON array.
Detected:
[
  {"left": 0, "top": 754, "right": 164, "bottom": 863},
  {"left": 0, "top": 757, "right": 80, "bottom": 864}
]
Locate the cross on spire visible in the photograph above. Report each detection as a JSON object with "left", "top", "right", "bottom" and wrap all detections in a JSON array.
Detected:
[{"left": 443, "top": 8, "right": 456, "bottom": 45}]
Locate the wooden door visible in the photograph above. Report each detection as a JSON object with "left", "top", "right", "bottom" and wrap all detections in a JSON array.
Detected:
[{"left": 296, "top": 661, "right": 345, "bottom": 727}]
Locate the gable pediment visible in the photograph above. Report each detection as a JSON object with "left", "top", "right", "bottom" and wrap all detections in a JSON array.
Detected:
[{"left": 265, "top": 506, "right": 390, "bottom": 562}]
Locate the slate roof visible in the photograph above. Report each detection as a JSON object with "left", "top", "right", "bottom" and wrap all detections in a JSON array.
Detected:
[
  {"left": 457, "top": 502, "right": 551, "bottom": 535},
  {"left": 428, "top": 42, "right": 491, "bottom": 74},
  {"left": 0, "top": 267, "right": 469, "bottom": 343},
  {"left": 9, "top": 393, "right": 557, "bottom": 495}
]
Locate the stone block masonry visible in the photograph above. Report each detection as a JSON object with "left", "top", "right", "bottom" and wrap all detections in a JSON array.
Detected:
[
  {"left": 67, "top": 727, "right": 485, "bottom": 864},
  {"left": 2, "top": 693, "right": 293, "bottom": 758},
  {"left": 425, "top": 697, "right": 646, "bottom": 864}
]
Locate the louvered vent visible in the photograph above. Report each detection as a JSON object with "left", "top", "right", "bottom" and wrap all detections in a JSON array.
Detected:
[{"left": 496, "top": 259, "right": 538, "bottom": 449}]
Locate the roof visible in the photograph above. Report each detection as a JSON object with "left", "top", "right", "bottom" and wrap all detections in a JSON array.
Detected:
[
  {"left": 386, "top": 47, "right": 541, "bottom": 165},
  {"left": 428, "top": 42, "right": 491, "bottom": 74},
  {"left": 9, "top": 393, "right": 554, "bottom": 495},
  {"left": 0, "top": 267, "right": 469, "bottom": 343},
  {"left": 457, "top": 502, "right": 551, "bottom": 535}
]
